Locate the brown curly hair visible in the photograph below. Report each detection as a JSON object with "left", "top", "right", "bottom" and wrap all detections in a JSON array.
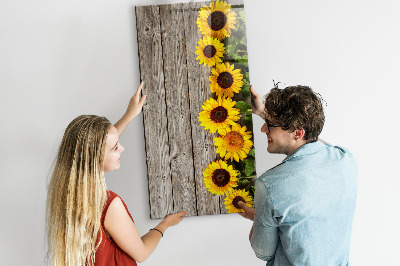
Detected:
[{"left": 264, "top": 85, "right": 325, "bottom": 143}]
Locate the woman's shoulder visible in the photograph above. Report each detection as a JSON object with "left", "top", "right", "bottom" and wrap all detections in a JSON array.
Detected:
[
  {"left": 105, "top": 190, "right": 134, "bottom": 222},
  {"left": 107, "top": 190, "right": 119, "bottom": 201},
  {"left": 102, "top": 190, "right": 122, "bottom": 224}
]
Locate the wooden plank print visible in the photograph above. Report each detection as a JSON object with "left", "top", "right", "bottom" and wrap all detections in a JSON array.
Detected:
[
  {"left": 136, "top": 0, "right": 256, "bottom": 218},
  {"left": 159, "top": 3, "right": 198, "bottom": 216},
  {"left": 183, "top": 1, "right": 223, "bottom": 216},
  {"left": 135, "top": 5, "right": 173, "bottom": 219}
]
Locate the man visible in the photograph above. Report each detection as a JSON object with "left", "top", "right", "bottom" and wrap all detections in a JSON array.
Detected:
[{"left": 238, "top": 85, "right": 357, "bottom": 266}]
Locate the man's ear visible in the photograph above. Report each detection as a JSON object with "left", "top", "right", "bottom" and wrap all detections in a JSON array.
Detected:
[{"left": 294, "top": 129, "right": 305, "bottom": 141}]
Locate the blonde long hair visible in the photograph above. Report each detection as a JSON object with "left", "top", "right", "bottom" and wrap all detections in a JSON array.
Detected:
[{"left": 46, "top": 115, "right": 111, "bottom": 265}]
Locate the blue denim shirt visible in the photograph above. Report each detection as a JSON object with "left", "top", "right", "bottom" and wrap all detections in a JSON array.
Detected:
[{"left": 250, "top": 141, "right": 357, "bottom": 266}]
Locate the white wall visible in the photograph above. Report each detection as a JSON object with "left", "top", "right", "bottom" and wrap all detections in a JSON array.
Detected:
[{"left": 1, "top": 0, "right": 399, "bottom": 265}]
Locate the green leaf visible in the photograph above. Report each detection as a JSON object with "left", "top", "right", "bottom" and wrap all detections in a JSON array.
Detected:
[
  {"left": 233, "top": 160, "right": 245, "bottom": 172},
  {"left": 235, "top": 101, "right": 251, "bottom": 113},
  {"left": 236, "top": 178, "right": 250, "bottom": 189},
  {"left": 250, "top": 185, "right": 255, "bottom": 198},
  {"left": 240, "top": 36, "right": 247, "bottom": 45},
  {"left": 248, "top": 148, "right": 255, "bottom": 158},
  {"left": 232, "top": 28, "right": 242, "bottom": 39},
  {"left": 243, "top": 174, "right": 256, "bottom": 179},
  {"left": 244, "top": 158, "right": 255, "bottom": 176},
  {"left": 241, "top": 79, "right": 250, "bottom": 98},
  {"left": 245, "top": 72, "right": 250, "bottom": 80},
  {"left": 244, "top": 112, "right": 253, "bottom": 131},
  {"left": 239, "top": 10, "right": 246, "bottom": 22},
  {"left": 241, "top": 87, "right": 250, "bottom": 98},
  {"left": 246, "top": 109, "right": 252, "bottom": 116},
  {"left": 225, "top": 44, "right": 236, "bottom": 55},
  {"left": 232, "top": 54, "right": 242, "bottom": 60},
  {"left": 239, "top": 23, "right": 246, "bottom": 33},
  {"left": 228, "top": 35, "right": 239, "bottom": 45}
]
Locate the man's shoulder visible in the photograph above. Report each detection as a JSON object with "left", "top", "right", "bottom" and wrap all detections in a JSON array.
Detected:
[
  {"left": 287, "top": 143, "right": 356, "bottom": 171},
  {"left": 257, "top": 143, "right": 357, "bottom": 188},
  {"left": 257, "top": 163, "right": 292, "bottom": 188}
]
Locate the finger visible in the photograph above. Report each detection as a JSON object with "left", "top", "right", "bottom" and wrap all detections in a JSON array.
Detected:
[
  {"left": 179, "top": 211, "right": 188, "bottom": 217},
  {"left": 135, "top": 81, "right": 144, "bottom": 95},
  {"left": 170, "top": 211, "right": 187, "bottom": 218},
  {"left": 238, "top": 212, "right": 247, "bottom": 218},
  {"left": 139, "top": 94, "right": 147, "bottom": 106},
  {"left": 238, "top": 201, "right": 251, "bottom": 212},
  {"left": 250, "top": 85, "right": 258, "bottom": 97}
]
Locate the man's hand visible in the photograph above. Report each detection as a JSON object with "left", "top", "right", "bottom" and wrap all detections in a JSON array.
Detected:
[
  {"left": 250, "top": 85, "right": 265, "bottom": 118},
  {"left": 238, "top": 201, "right": 255, "bottom": 221}
]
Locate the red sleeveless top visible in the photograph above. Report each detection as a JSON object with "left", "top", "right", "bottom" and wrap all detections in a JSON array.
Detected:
[{"left": 94, "top": 190, "right": 138, "bottom": 266}]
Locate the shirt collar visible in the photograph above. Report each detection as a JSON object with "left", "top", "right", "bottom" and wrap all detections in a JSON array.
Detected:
[{"left": 283, "top": 141, "right": 327, "bottom": 163}]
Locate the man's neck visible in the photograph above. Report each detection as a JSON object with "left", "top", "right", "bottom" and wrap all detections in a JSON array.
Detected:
[{"left": 286, "top": 140, "right": 307, "bottom": 155}]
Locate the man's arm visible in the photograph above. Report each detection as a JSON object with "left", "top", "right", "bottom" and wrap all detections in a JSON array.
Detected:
[
  {"left": 238, "top": 201, "right": 255, "bottom": 241},
  {"left": 249, "top": 179, "right": 279, "bottom": 261}
]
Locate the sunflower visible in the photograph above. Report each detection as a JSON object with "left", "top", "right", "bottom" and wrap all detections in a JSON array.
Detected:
[
  {"left": 214, "top": 124, "right": 253, "bottom": 162},
  {"left": 195, "top": 36, "right": 225, "bottom": 67},
  {"left": 198, "top": 96, "right": 240, "bottom": 134},
  {"left": 203, "top": 160, "right": 239, "bottom": 196},
  {"left": 197, "top": 0, "right": 237, "bottom": 40},
  {"left": 209, "top": 62, "right": 243, "bottom": 98},
  {"left": 224, "top": 189, "right": 254, "bottom": 213}
]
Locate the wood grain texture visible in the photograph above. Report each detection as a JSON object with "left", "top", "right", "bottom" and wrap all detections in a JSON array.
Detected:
[
  {"left": 136, "top": 5, "right": 173, "bottom": 219},
  {"left": 136, "top": 0, "right": 252, "bottom": 218},
  {"left": 159, "top": 3, "right": 198, "bottom": 216},
  {"left": 183, "top": 1, "right": 224, "bottom": 215}
]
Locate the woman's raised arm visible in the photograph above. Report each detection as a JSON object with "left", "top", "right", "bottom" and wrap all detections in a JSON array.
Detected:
[{"left": 114, "top": 82, "right": 146, "bottom": 137}]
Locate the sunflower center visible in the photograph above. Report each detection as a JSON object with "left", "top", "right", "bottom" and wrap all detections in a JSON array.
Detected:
[
  {"left": 212, "top": 169, "right": 231, "bottom": 187},
  {"left": 210, "top": 106, "right": 228, "bottom": 123},
  {"left": 203, "top": 45, "right": 217, "bottom": 58},
  {"left": 217, "top": 72, "right": 234, "bottom": 89},
  {"left": 232, "top": 196, "right": 245, "bottom": 209},
  {"left": 224, "top": 131, "right": 244, "bottom": 151},
  {"left": 207, "top": 11, "right": 227, "bottom": 31}
]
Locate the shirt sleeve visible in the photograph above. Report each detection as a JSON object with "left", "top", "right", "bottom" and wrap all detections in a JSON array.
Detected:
[{"left": 250, "top": 178, "right": 279, "bottom": 261}]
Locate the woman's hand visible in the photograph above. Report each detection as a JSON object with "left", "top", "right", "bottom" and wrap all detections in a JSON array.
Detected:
[
  {"left": 124, "top": 81, "right": 147, "bottom": 121},
  {"left": 105, "top": 199, "right": 186, "bottom": 263},
  {"left": 114, "top": 82, "right": 147, "bottom": 137},
  {"left": 162, "top": 211, "right": 187, "bottom": 227},
  {"left": 151, "top": 211, "right": 187, "bottom": 241},
  {"left": 250, "top": 85, "right": 265, "bottom": 118}
]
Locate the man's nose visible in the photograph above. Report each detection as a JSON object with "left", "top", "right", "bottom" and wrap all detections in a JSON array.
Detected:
[{"left": 261, "top": 123, "right": 269, "bottom": 133}]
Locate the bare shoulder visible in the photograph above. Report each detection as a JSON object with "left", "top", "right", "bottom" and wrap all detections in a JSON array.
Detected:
[
  {"left": 103, "top": 196, "right": 141, "bottom": 260},
  {"left": 108, "top": 196, "right": 125, "bottom": 212},
  {"left": 105, "top": 197, "right": 130, "bottom": 227}
]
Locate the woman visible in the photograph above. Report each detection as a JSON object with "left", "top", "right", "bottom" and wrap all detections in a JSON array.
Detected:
[{"left": 46, "top": 82, "right": 186, "bottom": 266}]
